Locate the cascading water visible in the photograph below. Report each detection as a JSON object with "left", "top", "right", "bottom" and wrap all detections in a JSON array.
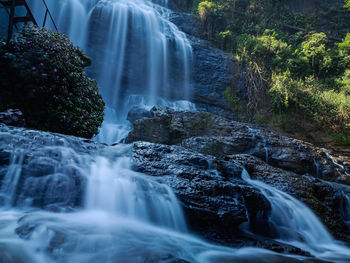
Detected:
[
  {"left": 247, "top": 127, "right": 269, "bottom": 163},
  {"left": 86, "top": 154, "right": 187, "bottom": 231},
  {"left": 28, "top": 0, "right": 194, "bottom": 144},
  {"left": 0, "top": 150, "right": 24, "bottom": 206},
  {"left": 1, "top": 0, "right": 350, "bottom": 262},
  {"left": 242, "top": 169, "right": 350, "bottom": 262},
  {"left": 0, "top": 126, "right": 311, "bottom": 263}
]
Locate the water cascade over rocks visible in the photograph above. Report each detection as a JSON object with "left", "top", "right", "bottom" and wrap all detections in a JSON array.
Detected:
[
  {"left": 28, "top": 0, "right": 194, "bottom": 144},
  {"left": 242, "top": 170, "right": 350, "bottom": 262},
  {"left": 0, "top": 125, "right": 317, "bottom": 263},
  {"left": 86, "top": 155, "right": 187, "bottom": 231},
  {"left": 1, "top": 0, "right": 350, "bottom": 262}
]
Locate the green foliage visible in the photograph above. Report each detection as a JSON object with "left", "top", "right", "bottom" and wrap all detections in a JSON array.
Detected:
[
  {"left": 337, "top": 70, "right": 350, "bottom": 94},
  {"left": 224, "top": 87, "right": 242, "bottom": 111},
  {"left": 345, "top": 0, "right": 350, "bottom": 10},
  {"left": 198, "top": 1, "right": 222, "bottom": 19},
  {"left": 338, "top": 33, "right": 350, "bottom": 67},
  {"left": 189, "top": 0, "right": 350, "bottom": 140},
  {"left": 253, "top": 114, "right": 269, "bottom": 124},
  {"left": 301, "top": 33, "right": 332, "bottom": 78},
  {"left": 0, "top": 25, "right": 105, "bottom": 138},
  {"left": 270, "top": 72, "right": 350, "bottom": 134},
  {"left": 331, "top": 133, "right": 350, "bottom": 145},
  {"left": 271, "top": 113, "right": 294, "bottom": 133},
  {"left": 238, "top": 32, "right": 292, "bottom": 74}
]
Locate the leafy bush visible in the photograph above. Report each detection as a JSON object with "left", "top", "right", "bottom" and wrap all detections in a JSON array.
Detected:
[
  {"left": 270, "top": 71, "right": 350, "bottom": 134},
  {"left": 338, "top": 33, "right": 350, "bottom": 67},
  {"left": 190, "top": 0, "right": 350, "bottom": 141},
  {"left": 198, "top": 1, "right": 221, "bottom": 19},
  {"left": 301, "top": 33, "right": 332, "bottom": 78},
  {"left": 346, "top": 0, "right": 350, "bottom": 10},
  {"left": 337, "top": 69, "right": 350, "bottom": 94},
  {"left": 0, "top": 25, "right": 105, "bottom": 138},
  {"left": 237, "top": 32, "right": 292, "bottom": 75}
]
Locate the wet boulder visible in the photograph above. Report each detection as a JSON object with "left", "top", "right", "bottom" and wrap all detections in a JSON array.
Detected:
[
  {"left": 126, "top": 108, "right": 350, "bottom": 185},
  {"left": 127, "top": 106, "right": 154, "bottom": 124},
  {"left": 131, "top": 141, "right": 333, "bottom": 255},
  {"left": 131, "top": 141, "right": 268, "bottom": 240},
  {"left": 0, "top": 109, "right": 25, "bottom": 127}
]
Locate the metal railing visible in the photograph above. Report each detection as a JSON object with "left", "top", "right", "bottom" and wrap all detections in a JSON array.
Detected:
[
  {"left": 0, "top": 0, "right": 58, "bottom": 44},
  {"left": 41, "top": 0, "right": 58, "bottom": 31}
]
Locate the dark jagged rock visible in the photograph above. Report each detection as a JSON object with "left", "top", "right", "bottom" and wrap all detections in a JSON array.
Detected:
[
  {"left": 131, "top": 141, "right": 315, "bottom": 255},
  {"left": 0, "top": 109, "right": 25, "bottom": 127},
  {"left": 131, "top": 141, "right": 350, "bottom": 243},
  {"left": 132, "top": 141, "right": 250, "bottom": 234},
  {"left": 188, "top": 36, "right": 238, "bottom": 118},
  {"left": 168, "top": 12, "right": 201, "bottom": 37},
  {"left": 127, "top": 106, "right": 154, "bottom": 124},
  {"left": 126, "top": 108, "right": 350, "bottom": 185}
]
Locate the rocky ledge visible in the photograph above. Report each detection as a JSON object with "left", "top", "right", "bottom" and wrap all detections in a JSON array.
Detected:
[
  {"left": 126, "top": 107, "right": 350, "bottom": 185},
  {"left": 1, "top": 107, "right": 350, "bottom": 256}
]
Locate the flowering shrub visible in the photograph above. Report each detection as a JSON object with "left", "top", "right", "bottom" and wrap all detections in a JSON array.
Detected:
[{"left": 0, "top": 25, "right": 104, "bottom": 138}]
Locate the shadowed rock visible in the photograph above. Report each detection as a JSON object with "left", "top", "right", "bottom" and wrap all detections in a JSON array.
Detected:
[{"left": 126, "top": 108, "right": 350, "bottom": 185}]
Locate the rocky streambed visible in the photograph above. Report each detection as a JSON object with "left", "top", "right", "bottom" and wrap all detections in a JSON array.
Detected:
[{"left": 1, "top": 108, "right": 350, "bottom": 261}]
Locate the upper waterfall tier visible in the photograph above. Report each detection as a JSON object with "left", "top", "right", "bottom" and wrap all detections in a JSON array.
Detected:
[
  {"left": 28, "top": 0, "right": 192, "bottom": 109},
  {"left": 27, "top": 0, "right": 193, "bottom": 144}
]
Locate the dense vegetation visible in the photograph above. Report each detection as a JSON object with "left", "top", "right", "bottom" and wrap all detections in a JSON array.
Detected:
[
  {"left": 177, "top": 0, "right": 350, "bottom": 144},
  {"left": 0, "top": 25, "right": 105, "bottom": 138}
]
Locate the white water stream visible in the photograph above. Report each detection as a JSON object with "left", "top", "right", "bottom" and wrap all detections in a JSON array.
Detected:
[
  {"left": 28, "top": 0, "right": 193, "bottom": 144},
  {"left": 0, "top": 0, "right": 349, "bottom": 262},
  {"left": 0, "top": 139, "right": 311, "bottom": 263},
  {"left": 242, "top": 169, "right": 350, "bottom": 262}
]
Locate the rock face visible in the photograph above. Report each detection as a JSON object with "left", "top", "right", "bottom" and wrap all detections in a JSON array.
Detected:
[
  {"left": 228, "top": 154, "right": 350, "bottom": 242},
  {"left": 132, "top": 142, "right": 257, "bottom": 236},
  {"left": 127, "top": 106, "right": 154, "bottom": 124},
  {"left": 126, "top": 108, "right": 350, "bottom": 185},
  {"left": 188, "top": 36, "right": 238, "bottom": 118},
  {"left": 126, "top": 108, "right": 350, "bottom": 243},
  {"left": 165, "top": 5, "right": 244, "bottom": 117},
  {"left": 131, "top": 140, "right": 350, "bottom": 244}
]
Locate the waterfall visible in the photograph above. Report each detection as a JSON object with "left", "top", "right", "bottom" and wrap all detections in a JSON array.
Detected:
[
  {"left": 0, "top": 150, "right": 24, "bottom": 206},
  {"left": 27, "top": 0, "right": 194, "bottom": 144},
  {"left": 86, "top": 154, "right": 187, "bottom": 231},
  {"left": 1, "top": 1, "right": 349, "bottom": 262},
  {"left": 0, "top": 128, "right": 304, "bottom": 263},
  {"left": 242, "top": 169, "right": 350, "bottom": 262},
  {"left": 247, "top": 127, "right": 269, "bottom": 163}
]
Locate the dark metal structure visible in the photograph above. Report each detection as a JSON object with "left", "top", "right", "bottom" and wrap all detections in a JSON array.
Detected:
[{"left": 0, "top": 0, "right": 58, "bottom": 44}]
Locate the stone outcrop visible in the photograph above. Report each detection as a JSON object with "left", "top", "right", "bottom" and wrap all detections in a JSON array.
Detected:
[
  {"left": 131, "top": 141, "right": 350, "bottom": 244},
  {"left": 126, "top": 107, "right": 350, "bottom": 185}
]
